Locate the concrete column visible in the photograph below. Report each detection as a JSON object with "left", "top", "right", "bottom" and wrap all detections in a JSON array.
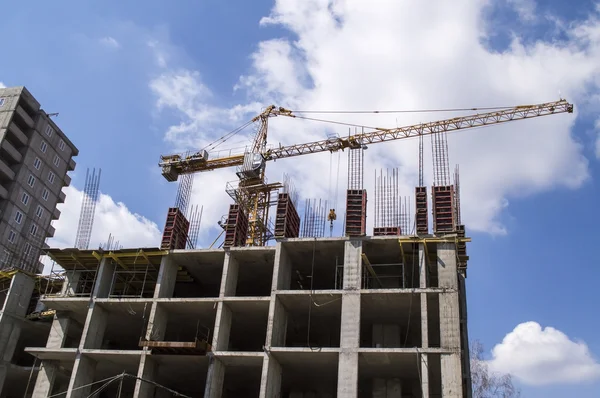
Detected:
[
  {"left": 32, "top": 361, "right": 58, "bottom": 398},
  {"left": 65, "top": 355, "right": 96, "bottom": 398},
  {"left": 60, "top": 271, "right": 81, "bottom": 296},
  {"left": 93, "top": 258, "right": 115, "bottom": 298},
  {"left": 154, "top": 255, "right": 177, "bottom": 298},
  {"left": 421, "top": 293, "right": 428, "bottom": 348},
  {"left": 337, "top": 240, "right": 361, "bottom": 398},
  {"left": 259, "top": 354, "right": 282, "bottom": 398},
  {"left": 273, "top": 243, "right": 292, "bottom": 290},
  {"left": 459, "top": 274, "right": 472, "bottom": 398},
  {"left": 212, "top": 303, "right": 232, "bottom": 350},
  {"left": 0, "top": 273, "right": 34, "bottom": 361},
  {"left": 419, "top": 243, "right": 427, "bottom": 288},
  {"left": 46, "top": 311, "right": 71, "bottom": 348},
  {"left": 145, "top": 304, "right": 168, "bottom": 342},
  {"left": 133, "top": 353, "right": 157, "bottom": 398},
  {"left": 437, "top": 243, "right": 462, "bottom": 397},
  {"left": 204, "top": 356, "right": 225, "bottom": 398},
  {"left": 220, "top": 252, "right": 239, "bottom": 297},
  {"left": 80, "top": 304, "right": 108, "bottom": 350},
  {"left": 420, "top": 354, "right": 430, "bottom": 398}
]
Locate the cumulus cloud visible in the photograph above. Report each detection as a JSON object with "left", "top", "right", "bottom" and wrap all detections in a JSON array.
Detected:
[
  {"left": 41, "top": 186, "right": 162, "bottom": 273},
  {"left": 488, "top": 322, "right": 600, "bottom": 385},
  {"left": 151, "top": 0, "right": 600, "bottom": 236},
  {"left": 99, "top": 36, "right": 120, "bottom": 49},
  {"left": 506, "top": 0, "right": 537, "bottom": 21},
  {"left": 0, "top": 82, "right": 5, "bottom": 88}
]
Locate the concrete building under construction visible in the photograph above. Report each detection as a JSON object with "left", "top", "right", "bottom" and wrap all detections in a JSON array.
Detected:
[{"left": 0, "top": 232, "right": 470, "bottom": 398}]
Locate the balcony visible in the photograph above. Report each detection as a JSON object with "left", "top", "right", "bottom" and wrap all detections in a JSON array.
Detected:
[
  {"left": 7, "top": 122, "right": 28, "bottom": 146},
  {"left": 0, "top": 184, "right": 7, "bottom": 200},
  {"left": 68, "top": 158, "right": 76, "bottom": 171},
  {"left": 15, "top": 106, "right": 34, "bottom": 128},
  {"left": 0, "top": 159, "right": 15, "bottom": 181},
  {"left": 58, "top": 191, "right": 66, "bottom": 203},
  {"left": 0, "top": 139, "right": 22, "bottom": 163},
  {"left": 47, "top": 225, "right": 55, "bottom": 238},
  {"left": 63, "top": 174, "right": 71, "bottom": 187},
  {"left": 52, "top": 207, "right": 61, "bottom": 220}
]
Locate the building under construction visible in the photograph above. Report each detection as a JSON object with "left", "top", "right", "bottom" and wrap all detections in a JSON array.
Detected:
[{"left": 0, "top": 99, "right": 574, "bottom": 397}]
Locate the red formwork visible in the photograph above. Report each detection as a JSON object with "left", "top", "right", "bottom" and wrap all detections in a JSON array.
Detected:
[
  {"left": 161, "top": 207, "right": 190, "bottom": 250},
  {"left": 274, "top": 193, "right": 300, "bottom": 239},
  {"left": 432, "top": 185, "right": 456, "bottom": 234},
  {"left": 415, "top": 186, "right": 429, "bottom": 235},
  {"left": 373, "top": 227, "right": 401, "bottom": 236},
  {"left": 345, "top": 189, "right": 367, "bottom": 237},
  {"left": 223, "top": 204, "right": 248, "bottom": 247}
]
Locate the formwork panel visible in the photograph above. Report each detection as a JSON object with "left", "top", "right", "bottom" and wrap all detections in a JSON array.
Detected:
[
  {"left": 274, "top": 193, "right": 300, "bottom": 239},
  {"left": 345, "top": 189, "right": 367, "bottom": 237},
  {"left": 161, "top": 207, "right": 190, "bottom": 250},
  {"left": 224, "top": 204, "right": 248, "bottom": 247},
  {"left": 373, "top": 227, "right": 401, "bottom": 236},
  {"left": 415, "top": 186, "right": 428, "bottom": 235},
  {"left": 432, "top": 186, "right": 455, "bottom": 234}
]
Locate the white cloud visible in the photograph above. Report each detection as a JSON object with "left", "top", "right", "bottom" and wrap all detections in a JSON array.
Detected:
[
  {"left": 99, "top": 36, "right": 121, "bottom": 49},
  {"left": 488, "top": 321, "right": 600, "bottom": 385},
  {"left": 595, "top": 119, "right": 600, "bottom": 159},
  {"left": 41, "top": 186, "right": 162, "bottom": 273},
  {"left": 0, "top": 82, "right": 5, "bottom": 88},
  {"left": 151, "top": 1, "right": 600, "bottom": 236},
  {"left": 506, "top": 0, "right": 537, "bottom": 21}
]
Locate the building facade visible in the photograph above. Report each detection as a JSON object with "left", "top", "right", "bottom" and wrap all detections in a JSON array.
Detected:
[{"left": 0, "top": 86, "right": 78, "bottom": 273}]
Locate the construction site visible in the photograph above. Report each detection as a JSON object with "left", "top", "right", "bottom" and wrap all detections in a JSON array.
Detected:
[{"left": 0, "top": 95, "right": 575, "bottom": 397}]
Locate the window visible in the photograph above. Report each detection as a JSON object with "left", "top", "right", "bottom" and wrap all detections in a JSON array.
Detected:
[
  {"left": 58, "top": 139, "right": 65, "bottom": 151},
  {"left": 48, "top": 171, "right": 55, "bottom": 184},
  {"left": 23, "top": 243, "right": 31, "bottom": 256},
  {"left": 42, "top": 188, "right": 49, "bottom": 201},
  {"left": 0, "top": 98, "right": 5, "bottom": 107},
  {"left": 8, "top": 230, "right": 16, "bottom": 243},
  {"left": 45, "top": 125, "right": 54, "bottom": 137},
  {"left": 33, "top": 157, "right": 41, "bottom": 170},
  {"left": 27, "top": 174, "right": 35, "bottom": 187},
  {"left": 53, "top": 155, "right": 60, "bottom": 167},
  {"left": 1, "top": 250, "right": 10, "bottom": 265},
  {"left": 21, "top": 192, "right": 30, "bottom": 205},
  {"left": 30, "top": 224, "right": 38, "bottom": 236},
  {"left": 40, "top": 141, "right": 48, "bottom": 153},
  {"left": 14, "top": 211, "right": 23, "bottom": 224},
  {"left": 36, "top": 205, "right": 43, "bottom": 218}
]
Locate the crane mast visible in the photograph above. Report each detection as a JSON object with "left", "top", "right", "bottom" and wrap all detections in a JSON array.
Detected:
[{"left": 158, "top": 99, "right": 573, "bottom": 246}]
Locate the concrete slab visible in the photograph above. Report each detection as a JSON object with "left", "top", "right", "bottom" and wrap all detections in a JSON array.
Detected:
[
  {"left": 24, "top": 348, "right": 77, "bottom": 361},
  {"left": 39, "top": 298, "right": 89, "bottom": 313},
  {"left": 211, "top": 351, "right": 264, "bottom": 366}
]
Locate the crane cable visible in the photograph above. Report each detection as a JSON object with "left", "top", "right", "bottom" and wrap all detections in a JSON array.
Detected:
[{"left": 291, "top": 105, "right": 516, "bottom": 114}]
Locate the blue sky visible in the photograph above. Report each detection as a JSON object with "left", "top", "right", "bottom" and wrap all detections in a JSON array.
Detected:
[{"left": 3, "top": 0, "right": 600, "bottom": 396}]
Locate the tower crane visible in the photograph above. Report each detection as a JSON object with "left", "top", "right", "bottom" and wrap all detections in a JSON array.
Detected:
[{"left": 159, "top": 99, "right": 573, "bottom": 246}]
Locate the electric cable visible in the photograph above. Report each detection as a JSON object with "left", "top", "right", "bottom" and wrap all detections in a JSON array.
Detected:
[{"left": 292, "top": 105, "right": 516, "bottom": 114}]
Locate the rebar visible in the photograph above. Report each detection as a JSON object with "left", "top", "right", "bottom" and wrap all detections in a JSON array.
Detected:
[
  {"left": 301, "top": 198, "right": 328, "bottom": 238},
  {"left": 186, "top": 205, "right": 203, "bottom": 249},
  {"left": 431, "top": 131, "right": 450, "bottom": 186},
  {"left": 75, "top": 168, "right": 102, "bottom": 250},
  {"left": 374, "top": 168, "right": 401, "bottom": 228}
]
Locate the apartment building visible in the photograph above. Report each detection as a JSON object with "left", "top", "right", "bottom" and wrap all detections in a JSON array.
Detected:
[{"left": 0, "top": 86, "right": 78, "bottom": 273}]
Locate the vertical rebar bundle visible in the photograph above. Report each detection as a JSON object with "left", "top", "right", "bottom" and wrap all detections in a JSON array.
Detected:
[
  {"left": 175, "top": 166, "right": 194, "bottom": 215},
  {"left": 348, "top": 131, "right": 365, "bottom": 190},
  {"left": 454, "top": 165, "right": 462, "bottom": 225},
  {"left": 431, "top": 132, "right": 450, "bottom": 186},
  {"left": 374, "top": 168, "right": 400, "bottom": 228},
  {"left": 281, "top": 173, "right": 299, "bottom": 209},
  {"left": 419, "top": 134, "right": 424, "bottom": 187},
  {"left": 100, "top": 233, "right": 122, "bottom": 251},
  {"left": 400, "top": 196, "right": 412, "bottom": 235},
  {"left": 301, "top": 199, "right": 327, "bottom": 238},
  {"left": 75, "top": 168, "right": 102, "bottom": 250},
  {"left": 186, "top": 205, "right": 203, "bottom": 249}
]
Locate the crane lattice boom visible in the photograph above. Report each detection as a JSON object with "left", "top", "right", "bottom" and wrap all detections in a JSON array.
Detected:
[{"left": 159, "top": 99, "right": 573, "bottom": 181}]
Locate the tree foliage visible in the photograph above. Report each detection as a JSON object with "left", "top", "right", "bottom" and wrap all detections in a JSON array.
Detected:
[{"left": 471, "top": 340, "right": 521, "bottom": 398}]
